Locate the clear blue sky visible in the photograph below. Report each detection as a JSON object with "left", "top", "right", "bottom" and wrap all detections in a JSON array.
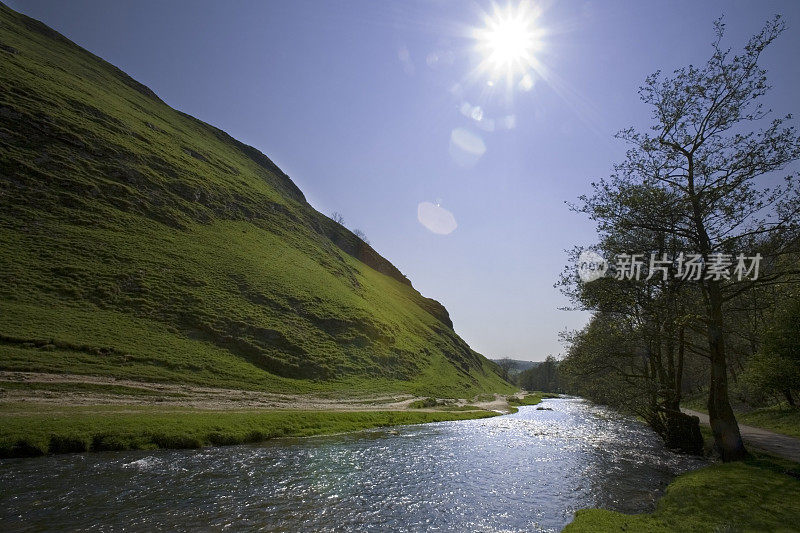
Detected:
[{"left": 10, "top": 0, "right": 800, "bottom": 361}]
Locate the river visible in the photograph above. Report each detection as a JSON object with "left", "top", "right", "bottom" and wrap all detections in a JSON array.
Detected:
[{"left": 0, "top": 397, "right": 705, "bottom": 532}]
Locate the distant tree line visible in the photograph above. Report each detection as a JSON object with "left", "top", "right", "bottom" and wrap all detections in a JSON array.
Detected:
[
  {"left": 557, "top": 17, "right": 800, "bottom": 461},
  {"left": 516, "top": 356, "right": 561, "bottom": 393}
]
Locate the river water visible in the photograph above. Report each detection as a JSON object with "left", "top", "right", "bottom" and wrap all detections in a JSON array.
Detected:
[{"left": 0, "top": 398, "right": 705, "bottom": 532}]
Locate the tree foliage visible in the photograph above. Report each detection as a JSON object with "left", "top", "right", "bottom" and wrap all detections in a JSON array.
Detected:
[
  {"left": 560, "top": 17, "right": 800, "bottom": 461},
  {"left": 517, "top": 356, "right": 561, "bottom": 393}
]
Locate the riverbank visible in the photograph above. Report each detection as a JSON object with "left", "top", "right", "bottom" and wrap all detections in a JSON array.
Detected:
[
  {"left": 565, "top": 449, "right": 800, "bottom": 532},
  {"left": 0, "top": 396, "right": 697, "bottom": 531},
  {"left": 0, "top": 403, "right": 499, "bottom": 458},
  {"left": 565, "top": 418, "right": 800, "bottom": 532},
  {"left": 0, "top": 371, "right": 531, "bottom": 458},
  {"left": 0, "top": 371, "right": 522, "bottom": 411}
]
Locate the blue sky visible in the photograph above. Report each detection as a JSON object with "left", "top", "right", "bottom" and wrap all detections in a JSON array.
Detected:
[{"left": 10, "top": 0, "right": 800, "bottom": 361}]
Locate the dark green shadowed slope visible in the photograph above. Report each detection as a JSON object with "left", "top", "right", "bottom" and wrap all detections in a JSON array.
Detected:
[{"left": 0, "top": 3, "right": 511, "bottom": 396}]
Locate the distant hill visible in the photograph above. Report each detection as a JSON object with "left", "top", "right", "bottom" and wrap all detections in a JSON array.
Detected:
[{"left": 0, "top": 3, "right": 512, "bottom": 397}]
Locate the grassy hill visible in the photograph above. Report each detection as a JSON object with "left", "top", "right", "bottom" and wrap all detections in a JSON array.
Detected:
[{"left": 0, "top": 3, "right": 512, "bottom": 398}]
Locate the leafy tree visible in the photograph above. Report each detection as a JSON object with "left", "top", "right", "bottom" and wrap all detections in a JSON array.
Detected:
[
  {"left": 559, "top": 256, "right": 705, "bottom": 454},
  {"left": 518, "top": 355, "right": 560, "bottom": 392},
  {"left": 572, "top": 17, "right": 800, "bottom": 460},
  {"left": 743, "top": 289, "right": 800, "bottom": 405}
]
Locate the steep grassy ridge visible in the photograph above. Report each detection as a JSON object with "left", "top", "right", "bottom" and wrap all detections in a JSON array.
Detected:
[{"left": 0, "top": 3, "right": 511, "bottom": 396}]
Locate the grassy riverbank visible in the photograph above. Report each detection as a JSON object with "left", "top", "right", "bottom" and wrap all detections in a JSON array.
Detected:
[
  {"left": 508, "top": 393, "right": 544, "bottom": 406},
  {"left": 565, "top": 452, "right": 800, "bottom": 532},
  {"left": 0, "top": 404, "right": 498, "bottom": 458},
  {"left": 566, "top": 420, "right": 800, "bottom": 533},
  {"left": 508, "top": 392, "right": 559, "bottom": 406}
]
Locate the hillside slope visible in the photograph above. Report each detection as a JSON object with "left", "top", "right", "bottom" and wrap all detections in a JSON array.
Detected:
[{"left": 0, "top": 3, "right": 511, "bottom": 397}]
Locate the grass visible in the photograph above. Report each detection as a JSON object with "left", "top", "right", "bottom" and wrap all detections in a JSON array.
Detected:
[
  {"left": 0, "top": 403, "right": 499, "bottom": 458},
  {"left": 437, "top": 405, "right": 482, "bottom": 411},
  {"left": 566, "top": 423, "right": 800, "bottom": 532},
  {"left": 683, "top": 396, "right": 800, "bottom": 439},
  {"left": 507, "top": 393, "right": 545, "bottom": 406},
  {"left": 564, "top": 454, "right": 800, "bottom": 532},
  {"left": 735, "top": 406, "right": 800, "bottom": 439},
  {"left": 0, "top": 380, "right": 187, "bottom": 398},
  {"left": 0, "top": 3, "right": 514, "bottom": 398}
]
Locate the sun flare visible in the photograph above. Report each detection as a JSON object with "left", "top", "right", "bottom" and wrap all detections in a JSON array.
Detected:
[{"left": 475, "top": 3, "right": 542, "bottom": 80}]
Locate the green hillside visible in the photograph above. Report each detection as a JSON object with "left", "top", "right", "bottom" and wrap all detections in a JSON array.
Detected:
[{"left": 0, "top": 3, "right": 511, "bottom": 397}]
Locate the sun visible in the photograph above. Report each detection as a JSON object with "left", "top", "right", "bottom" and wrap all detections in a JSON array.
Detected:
[{"left": 475, "top": 3, "right": 542, "bottom": 80}]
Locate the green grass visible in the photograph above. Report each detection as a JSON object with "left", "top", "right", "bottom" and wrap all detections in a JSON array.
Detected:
[
  {"left": 507, "top": 393, "right": 544, "bottom": 406},
  {"left": 0, "top": 403, "right": 499, "bottom": 458},
  {"left": 0, "top": 380, "right": 187, "bottom": 398},
  {"left": 564, "top": 455, "right": 800, "bottom": 532},
  {"left": 566, "top": 425, "right": 800, "bottom": 532},
  {"left": 0, "top": 3, "right": 514, "bottom": 398},
  {"left": 735, "top": 406, "right": 800, "bottom": 439},
  {"left": 683, "top": 397, "right": 800, "bottom": 439},
  {"left": 437, "top": 404, "right": 482, "bottom": 411}
]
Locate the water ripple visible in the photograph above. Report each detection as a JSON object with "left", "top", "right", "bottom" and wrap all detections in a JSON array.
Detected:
[{"left": 0, "top": 398, "right": 705, "bottom": 532}]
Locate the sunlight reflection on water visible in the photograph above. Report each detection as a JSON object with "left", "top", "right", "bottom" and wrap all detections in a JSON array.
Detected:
[{"left": 0, "top": 398, "right": 705, "bottom": 532}]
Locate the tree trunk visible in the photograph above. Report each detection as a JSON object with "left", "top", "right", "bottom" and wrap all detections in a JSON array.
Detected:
[
  {"left": 685, "top": 150, "right": 748, "bottom": 462},
  {"left": 707, "top": 284, "right": 749, "bottom": 462},
  {"left": 784, "top": 389, "right": 796, "bottom": 407},
  {"left": 676, "top": 325, "right": 685, "bottom": 401},
  {"left": 664, "top": 401, "right": 704, "bottom": 455}
]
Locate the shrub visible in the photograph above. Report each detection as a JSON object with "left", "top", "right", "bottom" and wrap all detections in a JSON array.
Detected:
[{"left": 409, "top": 397, "right": 438, "bottom": 408}]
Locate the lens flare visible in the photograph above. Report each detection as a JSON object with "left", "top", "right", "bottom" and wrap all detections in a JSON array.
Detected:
[
  {"left": 417, "top": 202, "right": 458, "bottom": 235},
  {"left": 474, "top": 2, "right": 543, "bottom": 82}
]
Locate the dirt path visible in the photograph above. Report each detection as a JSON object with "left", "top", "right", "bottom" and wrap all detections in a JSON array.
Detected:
[
  {"left": 682, "top": 408, "right": 800, "bottom": 463},
  {"left": 0, "top": 371, "right": 515, "bottom": 413}
]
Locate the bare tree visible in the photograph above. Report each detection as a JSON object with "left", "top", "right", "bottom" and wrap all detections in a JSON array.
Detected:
[
  {"left": 331, "top": 211, "right": 345, "bottom": 225},
  {"left": 353, "top": 228, "right": 370, "bottom": 245}
]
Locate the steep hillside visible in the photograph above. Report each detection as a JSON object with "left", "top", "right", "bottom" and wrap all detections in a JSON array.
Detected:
[{"left": 0, "top": 3, "right": 511, "bottom": 396}]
